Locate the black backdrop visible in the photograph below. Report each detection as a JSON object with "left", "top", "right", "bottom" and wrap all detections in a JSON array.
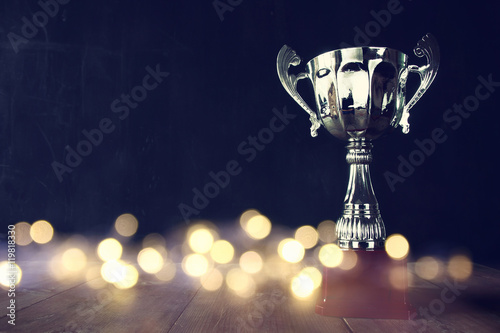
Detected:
[{"left": 1, "top": 0, "right": 499, "bottom": 266}]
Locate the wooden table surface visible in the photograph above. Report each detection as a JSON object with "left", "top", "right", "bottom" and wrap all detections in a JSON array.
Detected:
[{"left": 1, "top": 259, "right": 499, "bottom": 333}]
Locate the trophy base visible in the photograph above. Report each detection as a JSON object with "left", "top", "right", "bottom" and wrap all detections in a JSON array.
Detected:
[{"left": 315, "top": 249, "right": 413, "bottom": 319}]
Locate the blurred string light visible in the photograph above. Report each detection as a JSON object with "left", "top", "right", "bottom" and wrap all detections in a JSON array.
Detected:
[
  {"left": 447, "top": 254, "right": 473, "bottom": 281},
  {"left": 155, "top": 259, "right": 177, "bottom": 282},
  {"left": 30, "top": 220, "right": 54, "bottom": 244},
  {"left": 137, "top": 247, "right": 164, "bottom": 274},
  {"left": 62, "top": 248, "right": 87, "bottom": 272},
  {"left": 317, "top": 220, "right": 337, "bottom": 243},
  {"left": 14, "top": 222, "right": 32, "bottom": 246},
  {"left": 318, "top": 243, "right": 343, "bottom": 268},
  {"left": 239, "top": 251, "right": 263, "bottom": 274},
  {"left": 0, "top": 261, "right": 22, "bottom": 287},
  {"left": 97, "top": 238, "right": 123, "bottom": 262},
  {"left": 294, "top": 225, "right": 319, "bottom": 249},
  {"left": 415, "top": 256, "right": 443, "bottom": 281},
  {"left": 291, "top": 273, "right": 315, "bottom": 299},
  {"left": 114, "top": 213, "right": 139, "bottom": 237},
  {"left": 240, "top": 210, "right": 272, "bottom": 240},
  {"left": 200, "top": 268, "right": 224, "bottom": 291},
  {"left": 210, "top": 240, "right": 234, "bottom": 264},
  {"left": 385, "top": 234, "right": 409, "bottom": 260},
  {"left": 278, "top": 238, "right": 305, "bottom": 263},
  {"left": 187, "top": 224, "right": 218, "bottom": 254},
  {"left": 338, "top": 250, "right": 357, "bottom": 270},
  {"left": 100, "top": 259, "right": 138, "bottom": 289},
  {"left": 226, "top": 268, "right": 256, "bottom": 298},
  {"left": 142, "top": 233, "right": 167, "bottom": 250},
  {"left": 182, "top": 253, "right": 209, "bottom": 277}
]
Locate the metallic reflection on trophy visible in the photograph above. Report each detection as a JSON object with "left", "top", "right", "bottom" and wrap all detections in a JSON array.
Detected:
[{"left": 277, "top": 34, "right": 439, "bottom": 250}]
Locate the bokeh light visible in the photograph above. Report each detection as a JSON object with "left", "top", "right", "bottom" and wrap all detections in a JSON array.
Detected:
[
  {"left": 294, "top": 225, "right": 319, "bottom": 249},
  {"left": 142, "top": 233, "right": 167, "bottom": 250},
  {"left": 239, "top": 209, "right": 261, "bottom": 230},
  {"left": 448, "top": 254, "right": 473, "bottom": 281},
  {"left": 114, "top": 264, "right": 139, "bottom": 289},
  {"left": 415, "top": 256, "right": 443, "bottom": 281},
  {"left": 239, "top": 251, "right": 263, "bottom": 274},
  {"left": 138, "top": 247, "right": 164, "bottom": 274},
  {"left": 338, "top": 250, "right": 358, "bottom": 270},
  {"left": 200, "top": 268, "right": 224, "bottom": 291},
  {"left": 385, "top": 234, "right": 409, "bottom": 260},
  {"left": 14, "top": 222, "right": 32, "bottom": 246},
  {"left": 97, "top": 238, "right": 123, "bottom": 262},
  {"left": 188, "top": 227, "right": 214, "bottom": 254},
  {"left": 244, "top": 214, "right": 272, "bottom": 240},
  {"left": 114, "top": 213, "right": 139, "bottom": 237},
  {"left": 30, "top": 220, "right": 54, "bottom": 244},
  {"left": 389, "top": 266, "right": 407, "bottom": 290},
  {"left": 226, "top": 268, "right": 256, "bottom": 298},
  {"left": 278, "top": 238, "right": 305, "bottom": 263},
  {"left": 317, "top": 220, "right": 337, "bottom": 243},
  {"left": 318, "top": 244, "right": 343, "bottom": 268},
  {"left": 62, "top": 248, "right": 87, "bottom": 272},
  {"left": 182, "top": 253, "right": 209, "bottom": 277},
  {"left": 155, "top": 260, "right": 177, "bottom": 282},
  {"left": 101, "top": 260, "right": 127, "bottom": 283},
  {"left": 291, "top": 274, "right": 315, "bottom": 299},
  {"left": 210, "top": 240, "right": 234, "bottom": 264},
  {"left": 298, "top": 266, "right": 322, "bottom": 290},
  {"left": 0, "top": 261, "right": 22, "bottom": 287}
]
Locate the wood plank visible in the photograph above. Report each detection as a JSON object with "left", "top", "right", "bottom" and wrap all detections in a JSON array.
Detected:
[
  {"left": 0, "top": 260, "right": 88, "bottom": 312},
  {"left": 170, "top": 265, "right": 350, "bottom": 333},
  {"left": 0, "top": 265, "right": 200, "bottom": 333}
]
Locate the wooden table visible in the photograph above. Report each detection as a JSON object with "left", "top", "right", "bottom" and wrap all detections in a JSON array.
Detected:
[{"left": 1, "top": 260, "right": 499, "bottom": 332}]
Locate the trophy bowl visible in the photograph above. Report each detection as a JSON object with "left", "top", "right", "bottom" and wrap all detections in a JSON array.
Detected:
[{"left": 277, "top": 34, "right": 439, "bottom": 319}]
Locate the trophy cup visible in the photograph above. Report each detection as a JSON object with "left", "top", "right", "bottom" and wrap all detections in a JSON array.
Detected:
[{"left": 277, "top": 34, "right": 439, "bottom": 319}]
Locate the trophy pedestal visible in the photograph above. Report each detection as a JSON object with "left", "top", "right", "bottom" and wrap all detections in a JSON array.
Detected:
[{"left": 315, "top": 249, "right": 413, "bottom": 319}]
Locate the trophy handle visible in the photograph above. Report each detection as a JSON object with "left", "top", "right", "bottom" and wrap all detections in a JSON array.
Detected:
[
  {"left": 399, "top": 33, "right": 440, "bottom": 134},
  {"left": 277, "top": 45, "right": 321, "bottom": 137}
]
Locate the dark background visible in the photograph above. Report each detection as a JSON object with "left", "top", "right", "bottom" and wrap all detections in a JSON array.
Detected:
[{"left": 1, "top": 0, "right": 499, "bottom": 266}]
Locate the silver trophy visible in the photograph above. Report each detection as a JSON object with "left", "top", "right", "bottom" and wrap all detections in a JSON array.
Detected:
[{"left": 277, "top": 34, "right": 439, "bottom": 250}]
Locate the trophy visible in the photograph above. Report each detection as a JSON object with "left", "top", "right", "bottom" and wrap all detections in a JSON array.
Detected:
[{"left": 277, "top": 34, "right": 439, "bottom": 319}]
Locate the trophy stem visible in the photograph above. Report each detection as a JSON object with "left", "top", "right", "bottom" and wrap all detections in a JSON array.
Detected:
[{"left": 337, "top": 138, "right": 386, "bottom": 249}]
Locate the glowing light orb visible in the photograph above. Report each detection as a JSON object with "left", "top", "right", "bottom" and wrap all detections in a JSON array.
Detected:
[
  {"left": 291, "top": 274, "right": 315, "bottom": 298},
  {"left": 385, "top": 234, "right": 409, "bottom": 260},
  {"left": 114, "top": 213, "right": 139, "bottom": 237},
  {"left": 318, "top": 244, "right": 343, "bottom": 268},
  {"left": 155, "top": 260, "right": 177, "bottom": 282},
  {"left": 138, "top": 247, "right": 164, "bottom": 274},
  {"left": 62, "top": 248, "right": 87, "bottom": 272},
  {"left": 339, "top": 250, "right": 358, "bottom": 270},
  {"left": 448, "top": 254, "right": 473, "bottom": 281},
  {"left": 239, "top": 209, "right": 261, "bottom": 230},
  {"left": 317, "top": 220, "right": 337, "bottom": 243},
  {"left": 210, "top": 240, "right": 234, "bottom": 264},
  {"left": 188, "top": 228, "right": 214, "bottom": 254},
  {"left": 239, "top": 251, "right": 263, "bottom": 274},
  {"left": 0, "top": 261, "right": 22, "bottom": 287},
  {"left": 244, "top": 214, "right": 272, "bottom": 240},
  {"left": 201, "top": 268, "right": 224, "bottom": 291},
  {"left": 114, "top": 264, "right": 139, "bottom": 289},
  {"left": 415, "top": 256, "right": 442, "bottom": 280},
  {"left": 182, "top": 254, "right": 209, "bottom": 277},
  {"left": 30, "top": 220, "right": 54, "bottom": 244},
  {"left": 14, "top": 222, "right": 32, "bottom": 246},
  {"left": 278, "top": 238, "right": 305, "bottom": 263},
  {"left": 298, "top": 266, "right": 322, "bottom": 290},
  {"left": 226, "top": 268, "right": 255, "bottom": 298},
  {"left": 294, "top": 225, "right": 319, "bottom": 249},
  {"left": 97, "top": 238, "right": 123, "bottom": 262}
]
